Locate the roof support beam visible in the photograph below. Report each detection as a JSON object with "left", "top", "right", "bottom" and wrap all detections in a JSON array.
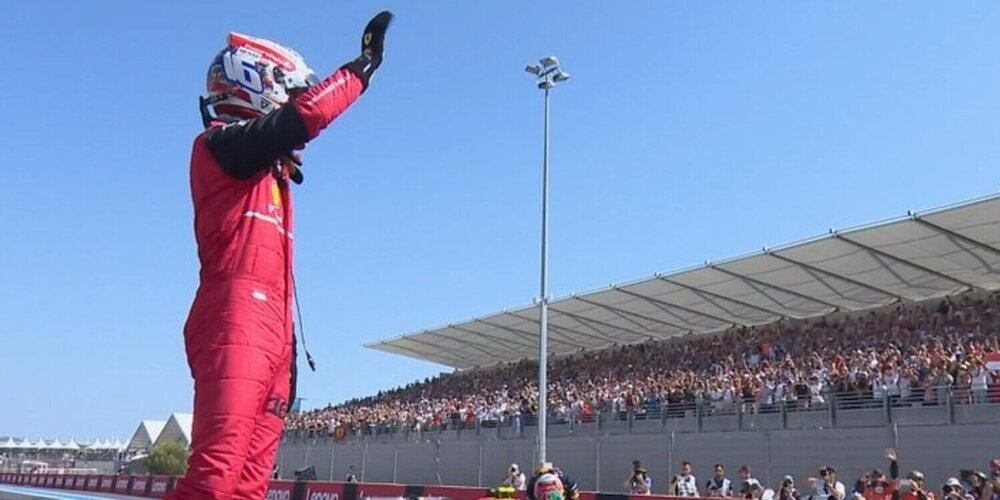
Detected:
[
  {"left": 659, "top": 277, "right": 787, "bottom": 319},
  {"left": 546, "top": 305, "right": 654, "bottom": 341},
  {"left": 833, "top": 232, "right": 976, "bottom": 290},
  {"left": 612, "top": 288, "right": 706, "bottom": 330},
  {"left": 709, "top": 265, "right": 842, "bottom": 312},
  {"left": 400, "top": 335, "right": 477, "bottom": 364},
  {"left": 766, "top": 251, "right": 903, "bottom": 302},
  {"left": 507, "top": 310, "right": 611, "bottom": 345},
  {"left": 447, "top": 323, "right": 539, "bottom": 352},
  {"left": 571, "top": 296, "right": 686, "bottom": 338},
  {"left": 912, "top": 216, "right": 1000, "bottom": 256},
  {"left": 612, "top": 287, "right": 735, "bottom": 326},
  {"left": 473, "top": 318, "right": 583, "bottom": 351},
  {"left": 910, "top": 217, "right": 1000, "bottom": 274},
  {"left": 433, "top": 331, "right": 511, "bottom": 359}
]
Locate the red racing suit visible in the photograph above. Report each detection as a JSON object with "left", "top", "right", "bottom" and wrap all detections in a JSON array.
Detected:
[{"left": 169, "top": 67, "right": 364, "bottom": 499}]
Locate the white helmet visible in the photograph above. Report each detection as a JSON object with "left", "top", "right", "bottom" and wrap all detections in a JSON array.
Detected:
[{"left": 202, "top": 32, "right": 320, "bottom": 122}]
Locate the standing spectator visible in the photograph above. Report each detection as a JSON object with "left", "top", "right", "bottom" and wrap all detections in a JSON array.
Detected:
[
  {"left": 972, "top": 362, "right": 991, "bottom": 405},
  {"left": 778, "top": 476, "right": 801, "bottom": 500},
  {"left": 706, "top": 464, "right": 733, "bottom": 497},
  {"left": 900, "top": 471, "right": 934, "bottom": 500},
  {"left": 504, "top": 463, "right": 527, "bottom": 491},
  {"left": 739, "top": 465, "right": 762, "bottom": 499},
  {"left": 345, "top": 465, "right": 358, "bottom": 483},
  {"left": 982, "top": 460, "right": 999, "bottom": 500},
  {"left": 671, "top": 461, "right": 700, "bottom": 497},
  {"left": 625, "top": 461, "right": 652, "bottom": 495},
  {"left": 806, "top": 467, "right": 846, "bottom": 500},
  {"left": 864, "top": 449, "right": 902, "bottom": 500},
  {"left": 942, "top": 478, "right": 965, "bottom": 500}
]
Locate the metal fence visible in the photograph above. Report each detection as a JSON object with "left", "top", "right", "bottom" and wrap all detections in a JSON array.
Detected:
[{"left": 284, "top": 385, "right": 1000, "bottom": 443}]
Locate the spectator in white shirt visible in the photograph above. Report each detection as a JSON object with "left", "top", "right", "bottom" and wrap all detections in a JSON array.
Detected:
[
  {"left": 805, "top": 466, "right": 846, "bottom": 500},
  {"left": 972, "top": 363, "right": 990, "bottom": 405},
  {"left": 739, "top": 466, "right": 763, "bottom": 499}
]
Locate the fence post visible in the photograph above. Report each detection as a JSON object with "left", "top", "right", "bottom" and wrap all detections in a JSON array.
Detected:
[
  {"left": 947, "top": 388, "right": 955, "bottom": 424},
  {"left": 478, "top": 441, "right": 484, "bottom": 487},
  {"left": 392, "top": 444, "right": 398, "bottom": 484},
  {"left": 737, "top": 401, "right": 744, "bottom": 431},
  {"left": 780, "top": 401, "right": 787, "bottom": 429},
  {"left": 829, "top": 393, "right": 837, "bottom": 428},
  {"left": 330, "top": 443, "right": 337, "bottom": 481},
  {"left": 696, "top": 402, "right": 704, "bottom": 432},
  {"left": 595, "top": 437, "right": 602, "bottom": 493},
  {"left": 883, "top": 394, "right": 892, "bottom": 424}
]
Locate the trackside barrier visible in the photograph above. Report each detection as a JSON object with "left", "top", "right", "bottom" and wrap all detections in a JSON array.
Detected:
[{"left": 0, "top": 473, "right": 717, "bottom": 500}]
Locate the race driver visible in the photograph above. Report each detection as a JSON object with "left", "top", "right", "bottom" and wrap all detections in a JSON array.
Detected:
[{"left": 168, "top": 11, "right": 393, "bottom": 499}]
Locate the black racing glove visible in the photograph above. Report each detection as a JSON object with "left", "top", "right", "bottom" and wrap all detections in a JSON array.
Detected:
[{"left": 342, "top": 10, "right": 393, "bottom": 91}]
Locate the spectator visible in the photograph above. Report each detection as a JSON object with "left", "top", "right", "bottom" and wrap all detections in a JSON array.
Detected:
[
  {"left": 982, "top": 460, "right": 999, "bottom": 500},
  {"left": 863, "top": 449, "right": 901, "bottom": 500},
  {"left": 739, "top": 465, "right": 762, "bottom": 499},
  {"left": 671, "top": 461, "right": 699, "bottom": 497},
  {"left": 345, "top": 465, "right": 358, "bottom": 483},
  {"left": 901, "top": 471, "right": 933, "bottom": 500},
  {"left": 504, "top": 463, "right": 526, "bottom": 491},
  {"left": 806, "top": 466, "right": 846, "bottom": 500},
  {"left": 778, "top": 476, "right": 800, "bottom": 500},
  {"left": 625, "top": 461, "right": 652, "bottom": 495},
  {"left": 942, "top": 478, "right": 965, "bottom": 500},
  {"left": 707, "top": 464, "right": 733, "bottom": 498}
]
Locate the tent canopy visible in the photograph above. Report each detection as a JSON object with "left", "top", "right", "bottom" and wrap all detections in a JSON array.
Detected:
[
  {"left": 367, "top": 194, "right": 1000, "bottom": 370},
  {"left": 153, "top": 413, "right": 193, "bottom": 449},
  {"left": 127, "top": 420, "right": 166, "bottom": 451}
]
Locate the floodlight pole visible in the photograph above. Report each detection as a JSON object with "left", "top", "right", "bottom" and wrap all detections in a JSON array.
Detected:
[
  {"left": 538, "top": 85, "right": 550, "bottom": 466},
  {"left": 525, "top": 56, "right": 569, "bottom": 466}
]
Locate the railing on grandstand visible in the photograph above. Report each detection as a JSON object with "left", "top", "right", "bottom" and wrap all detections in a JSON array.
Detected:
[{"left": 283, "top": 384, "right": 1000, "bottom": 442}]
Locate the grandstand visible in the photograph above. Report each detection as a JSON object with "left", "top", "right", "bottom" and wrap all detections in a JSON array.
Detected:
[{"left": 280, "top": 194, "right": 1000, "bottom": 493}]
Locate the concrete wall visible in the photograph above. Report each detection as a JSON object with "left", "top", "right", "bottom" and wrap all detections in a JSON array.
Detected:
[{"left": 279, "top": 422, "right": 1000, "bottom": 494}]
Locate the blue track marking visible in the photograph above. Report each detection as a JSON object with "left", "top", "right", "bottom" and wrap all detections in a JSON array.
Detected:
[{"left": 0, "top": 484, "right": 119, "bottom": 500}]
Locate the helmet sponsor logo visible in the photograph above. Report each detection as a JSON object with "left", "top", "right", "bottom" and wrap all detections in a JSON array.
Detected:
[{"left": 222, "top": 51, "right": 264, "bottom": 94}]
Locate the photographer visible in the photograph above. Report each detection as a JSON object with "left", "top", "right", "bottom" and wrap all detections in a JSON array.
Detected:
[
  {"left": 942, "top": 478, "right": 966, "bottom": 500},
  {"left": 778, "top": 476, "right": 801, "bottom": 500},
  {"left": 625, "top": 461, "right": 652, "bottom": 495},
  {"left": 670, "top": 461, "right": 700, "bottom": 497},
  {"left": 806, "top": 466, "right": 846, "bottom": 500},
  {"left": 962, "top": 471, "right": 988, "bottom": 500},
  {"left": 739, "top": 466, "right": 763, "bottom": 499},
  {"left": 982, "top": 460, "right": 999, "bottom": 500},
  {"left": 707, "top": 464, "right": 734, "bottom": 498},
  {"left": 901, "top": 471, "right": 934, "bottom": 500},
  {"left": 503, "top": 463, "right": 527, "bottom": 491}
]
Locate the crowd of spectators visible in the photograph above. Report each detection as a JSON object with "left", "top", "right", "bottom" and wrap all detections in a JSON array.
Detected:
[
  {"left": 284, "top": 292, "right": 1000, "bottom": 437},
  {"left": 616, "top": 448, "right": 1000, "bottom": 500}
]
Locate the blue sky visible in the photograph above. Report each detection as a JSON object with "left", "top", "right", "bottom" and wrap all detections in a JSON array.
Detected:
[{"left": 2, "top": 1, "right": 1000, "bottom": 440}]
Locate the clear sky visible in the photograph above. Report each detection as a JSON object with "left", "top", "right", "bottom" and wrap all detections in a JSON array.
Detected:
[{"left": 2, "top": 1, "right": 1000, "bottom": 440}]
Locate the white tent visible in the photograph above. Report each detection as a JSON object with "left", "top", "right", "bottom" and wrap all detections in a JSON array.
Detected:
[
  {"left": 112, "top": 438, "right": 126, "bottom": 451},
  {"left": 127, "top": 420, "right": 166, "bottom": 452},
  {"left": 0, "top": 437, "right": 16, "bottom": 449},
  {"left": 152, "top": 413, "right": 193, "bottom": 449},
  {"left": 49, "top": 438, "right": 65, "bottom": 450},
  {"left": 65, "top": 438, "right": 80, "bottom": 450},
  {"left": 86, "top": 438, "right": 105, "bottom": 450},
  {"left": 31, "top": 438, "right": 47, "bottom": 449}
]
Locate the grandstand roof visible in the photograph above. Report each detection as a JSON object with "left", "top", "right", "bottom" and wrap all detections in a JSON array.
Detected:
[{"left": 367, "top": 194, "right": 1000, "bottom": 369}]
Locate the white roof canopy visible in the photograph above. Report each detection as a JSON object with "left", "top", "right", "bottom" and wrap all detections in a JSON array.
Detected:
[
  {"left": 367, "top": 194, "right": 1000, "bottom": 369},
  {"left": 127, "top": 420, "right": 166, "bottom": 451}
]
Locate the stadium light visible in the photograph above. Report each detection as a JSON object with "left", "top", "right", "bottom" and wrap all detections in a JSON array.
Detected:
[{"left": 525, "top": 55, "right": 569, "bottom": 466}]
